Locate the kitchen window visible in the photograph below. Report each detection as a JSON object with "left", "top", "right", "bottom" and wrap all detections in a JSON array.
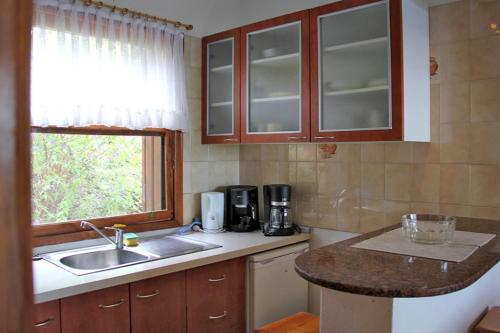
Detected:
[{"left": 31, "top": 0, "right": 187, "bottom": 245}]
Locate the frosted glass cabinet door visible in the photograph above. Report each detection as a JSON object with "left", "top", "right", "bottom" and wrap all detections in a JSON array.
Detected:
[
  {"left": 310, "top": 0, "right": 403, "bottom": 142},
  {"left": 202, "top": 29, "right": 240, "bottom": 144},
  {"left": 241, "top": 11, "right": 310, "bottom": 143}
]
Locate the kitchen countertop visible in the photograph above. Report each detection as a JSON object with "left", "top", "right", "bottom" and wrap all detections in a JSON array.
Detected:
[
  {"left": 295, "top": 217, "right": 500, "bottom": 298},
  {"left": 34, "top": 230, "right": 310, "bottom": 303}
]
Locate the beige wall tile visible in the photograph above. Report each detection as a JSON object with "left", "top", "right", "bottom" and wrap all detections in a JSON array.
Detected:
[
  {"left": 183, "top": 133, "right": 191, "bottom": 162},
  {"left": 470, "top": 37, "right": 500, "bottom": 80},
  {"left": 440, "top": 164, "right": 470, "bottom": 204},
  {"left": 361, "top": 163, "right": 385, "bottom": 199},
  {"left": 240, "top": 145, "right": 261, "bottom": 161},
  {"left": 385, "top": 164, "right": 412, "bottom": 201},
  {"left": 288, "top": 144, "right": 297, "bottom": 161},
  {"left": 296, "top": 162, "right": 317, "bottom": 194},
  {"left": 440, "top": 203, "right": 471, "bottom": 217},
  {"left": 440, "top": 123, "right": 470, "bottom": 163},
  {"left": 432, "top": 42, "right": 470, "bottom": 83},
  {"left": 413, "top": 143, "right": 440, "bottom": 164},
  {"left": 190, "top": 162, "right": 209, "bottom": 193},
  {"left": 385, "top": 143, "right": 412, "bottom": 163},
  {"left": 335, "top": 144, "right": 361, "bottom": 162},
  {"left": 410, "top": 202, "right": 440, "bottom": 214},
  {"left": 471, "top": 79, "right": 500, "bottom": 122},
  {"left": 412, "top": 164, "right": 440, "bottom": 203},
  {"left": 360, "top": 199, "right": 386, "bottom": 233},
  {"left": 225, "top": 145, "right": 240, "bottom": 161},
  {"left": 317, "top": 162, "right": 328, "bottom": 194},
  {"left": 261, "top": 161, "right": 279, "bottom": 185},
  {"left": 189, "top": 66, "right": 201, "bottom": 99},
  {"left": 384, "top": 201, "right": 411, "bottom": 226},
  {"left": 430, "top": 84, "right": 441, "bottom": 142},
  {"left": 336, "top": 162, "right": 361, "bottom": 198},
  {"left": 470, "top": 0, "right": 500, "bottom": 39},
  {"left": 317, "top": 194, "right": 337, "bottom": 229},
  {"left": 224, "top": 161, "right": 239, "bottom": 186},
  {"left": 337, "top": 196, "right": 360, "bottom": 232},
  {"left": 276, "top": 162, "right": 290, "bottom": 184},
  {"left": 183, "top": 194, "right": 195, "bottom": 224},
  {"left": 430, "top": 0, "right": 470, "bottom": 45},
  {"left": 189, "top": 130, "right": 209, "bottom": 161},
  {"left": 208, "top": 161, "right": 226, "bottom": 191},
  {"left": 297, "top": 144, "right": 317, "bottom": 161},
  {"left": 288, "top": 162, "right": 297, "bottom": 185},
  {"left": 190, "top": 37, "right": 201, "bottom": 68},
  {"left": 440, "top": 82, "right": 470, "bottom": 123},
  {"left": 470, "top": 206, "right": 500, "bottom": 220},
  {"left": 470, "top": 123, "right": 500, "bottom": 164},
  {"left": 361, "top": 143, "right": 385, "bottom": 162},
  {"left": 208, "top": 145, "right": 226, "bottom": 161},
  {"left": 240, "top": 161, "right": 261, "bottom": 186},
  {"left": 188, "top": 98, "right": 201, "bottom": 130},
  {"left": 297, "top": 195, "right": 318, "bottom": 226},
  {"left": 470, "top": 165, "right": 500, "bottom": 207},
  {"left": 183, "top": 162, "right": 191, "bottom": 194}
]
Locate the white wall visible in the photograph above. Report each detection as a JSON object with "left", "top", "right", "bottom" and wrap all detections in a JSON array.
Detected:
[{"left": 113, "top": 0, "right": 454, "bottom": 37}]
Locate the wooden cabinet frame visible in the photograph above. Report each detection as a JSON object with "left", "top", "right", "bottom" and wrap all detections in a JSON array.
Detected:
[
  {"left": 309, "top": 0, "right": 403, "bottom": 142},
  {"left": 240, "top": 10, "right": 310, "bottom": 143},
  {"left": 202, "top": 28, "right": 241, "bottom": 144}
]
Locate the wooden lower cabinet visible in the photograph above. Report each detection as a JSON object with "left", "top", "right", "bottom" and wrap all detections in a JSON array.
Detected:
[
  {"left": 33, "top": 300, "right": 61, "bottom": 333},
  {"left": 61, "top": 284, "right": 130, "bottom": 333},
  {"left": 130, "top": 271, "right": 186, "bottom": 333},
  {"left": 186, "top": 257, "right": 246, "bottom": 333}
]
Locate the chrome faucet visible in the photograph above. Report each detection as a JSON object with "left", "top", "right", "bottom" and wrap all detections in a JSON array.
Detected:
[{"left": 80, "top": 221, "right": 124, "bottom": 250}]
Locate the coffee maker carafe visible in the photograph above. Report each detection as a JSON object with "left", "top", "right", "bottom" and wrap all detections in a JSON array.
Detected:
[
  {"left": 225, "top": 186, "right": 259, "bottom": 232},
  {"left": 263, "top": 184, "right": 297, "bottom": 236}
]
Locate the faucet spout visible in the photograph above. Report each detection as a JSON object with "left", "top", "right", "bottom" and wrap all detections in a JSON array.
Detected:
[{"left": 80, "top": 221, "right": 124, "bottom": 249}]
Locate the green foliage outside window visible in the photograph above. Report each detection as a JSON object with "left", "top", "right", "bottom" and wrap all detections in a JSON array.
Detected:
[{"left": 31, "top": 133, "right": 143, "bottom": 224}]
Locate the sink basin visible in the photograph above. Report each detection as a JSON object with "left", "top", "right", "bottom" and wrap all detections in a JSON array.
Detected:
[
  {"left": 60, "top": 249, "right": 149, "bottom": 270},
  {"left": 40, "top": 235, "right": 221, "bottom": 275}
]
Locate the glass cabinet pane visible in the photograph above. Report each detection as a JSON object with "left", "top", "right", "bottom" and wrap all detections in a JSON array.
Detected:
[
  {"left": 207, "top": 39, "right": 234, "bottom": 135},
  {"left": 319, "top": 1, "right": 391, "bottom": 131},
  {"left": 247, "top": 23, "right": 301, "bottom": 133}
]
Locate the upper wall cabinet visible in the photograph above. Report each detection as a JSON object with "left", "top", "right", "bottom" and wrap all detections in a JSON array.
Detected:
[
  {"left": 240, "top": 11, "right": 310, "bottom": 143},
  {"left": 201, "top": 0, "right": 430, "bottom": 144},
  {"left": 310, "top": 0, "right": 429, "bottom": 142},
  {"left": 202, "top": 28, "right": 241, "bottom": 144}
]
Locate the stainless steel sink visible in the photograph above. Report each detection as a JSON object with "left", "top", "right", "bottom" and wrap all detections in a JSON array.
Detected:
[
  {"left": 40, "top": 235, "right": 221, "bottom": 275},
  {"left": 60, "top": 249, "right": 149, "bottom": 270}
]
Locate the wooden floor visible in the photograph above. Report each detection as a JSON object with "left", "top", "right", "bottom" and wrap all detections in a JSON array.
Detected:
[{"left": 255, "top": 312, "right": 320, "bottom": 333}]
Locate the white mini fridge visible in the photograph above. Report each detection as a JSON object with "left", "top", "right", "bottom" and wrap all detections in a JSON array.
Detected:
[{"left": 246, "top": 242, "right": 309, "bottom": 332}]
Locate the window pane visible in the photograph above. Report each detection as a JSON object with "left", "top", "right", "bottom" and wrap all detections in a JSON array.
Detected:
[{"left": 31, "top": 133, "right": 163, "bottom": 225}]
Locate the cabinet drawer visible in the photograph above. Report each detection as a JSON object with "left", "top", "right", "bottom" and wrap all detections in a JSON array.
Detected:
[
  {"left": 33, "top": 300, "right": 60, "bottom": 333},
  {"left": 61, "top": 284, "right": 130, "bottom": 333},
  {"left": 186, "top": 257, "right": 245, "bottom": 333},
  {"left": 130, "top": 271, "right": 186, "bottom": 333}
]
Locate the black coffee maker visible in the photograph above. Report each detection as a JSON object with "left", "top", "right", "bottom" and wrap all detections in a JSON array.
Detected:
[
  {"left": 263, "top": 184, "right": 299, "bottom": 236},
  {"left": 225, "top": 185, "right": 259, "bottom": 232}
]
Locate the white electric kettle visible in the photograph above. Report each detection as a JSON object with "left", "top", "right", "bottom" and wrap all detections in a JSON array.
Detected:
[{"left": 201, "top": 192, "right": 225, "bottom": 232}]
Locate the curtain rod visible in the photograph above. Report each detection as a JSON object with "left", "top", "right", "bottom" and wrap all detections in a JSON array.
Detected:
[{"left": 82, "top": 0, "right": 193, "bottom": 30}]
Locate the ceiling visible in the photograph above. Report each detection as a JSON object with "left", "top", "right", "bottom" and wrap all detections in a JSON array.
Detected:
[{"left": 113, "top": 0, "right": 460, "bottom": 37}]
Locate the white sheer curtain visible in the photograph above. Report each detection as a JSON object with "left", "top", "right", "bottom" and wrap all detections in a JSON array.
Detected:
[{"left": 31, "top": 0, "right": 189, "bottom": 131}]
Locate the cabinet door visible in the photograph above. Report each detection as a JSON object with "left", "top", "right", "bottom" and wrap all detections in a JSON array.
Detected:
[
  {"left": 241, "top": 11, "right": 310, "bottom": 143},
  {"left": 130, "top": 271, "right": 186, "bottom": 333},
  {"left": 186, "top": 257, "right": 245, "bottom": 333},
  {"left": 310, "top": 0, "right": 403, "bottom": 142},
  {"left": 202, "top": 28, "right": 241, "bottom": 144},
  {"left": 61, "top": 284, "right": 130, "bottom": 333},
  {"left": 33, "top": 300, "right": 61, "bottom": 333}
]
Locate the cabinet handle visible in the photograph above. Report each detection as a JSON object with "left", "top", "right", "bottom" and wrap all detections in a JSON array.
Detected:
[
  {"left": 315, "top": 136, "right": 335, "bottom": 140},
  {"left": 209, "top": 311, "right": 228, "bottom": 320},
  {"left": 288, "top": 136, "right": 307, "bottom": 140},
  {"left": 136, "top": 289, "right": 160, "bottom": 299},
  {"left": 208, "top": 274, "right": 226, "bottom": 282},
  {"left": 223, "top": 138, "right": 238, "bottom": 142},
  {"left": 98, "top": 299, "right": 124, "bottom": 309},
  {"left": 34, "top": 318, "right": 54, "bottom": 328}
]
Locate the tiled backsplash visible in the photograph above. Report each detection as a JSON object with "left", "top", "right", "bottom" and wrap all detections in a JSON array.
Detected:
[
  {"left": 183, "top": 0, "right": 499, "bottom": 232},
  {"left": 239, "top": 0, "right": 500, "bottom": 233}
]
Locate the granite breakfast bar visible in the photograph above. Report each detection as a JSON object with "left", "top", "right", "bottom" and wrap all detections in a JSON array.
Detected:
[{"left": 295, "top": 217, "right": 500, "bottom": 333}]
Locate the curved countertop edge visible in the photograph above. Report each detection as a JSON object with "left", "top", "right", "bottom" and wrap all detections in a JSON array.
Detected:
[
  {"left": 34, "top": 231, "right": 310, "bottom": 303},
  {"left": 295, "top": 217, "right": 500, "bottom": 298}
]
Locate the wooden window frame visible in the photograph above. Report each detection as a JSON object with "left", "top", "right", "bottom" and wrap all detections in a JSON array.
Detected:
[{"left": 31, "top": 126, "right": 183, "bottom": 246}]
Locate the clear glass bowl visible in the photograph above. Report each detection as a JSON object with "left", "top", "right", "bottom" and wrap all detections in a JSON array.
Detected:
[{"left": 401, "top": 214, "right": 456, "bottom": 244}]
